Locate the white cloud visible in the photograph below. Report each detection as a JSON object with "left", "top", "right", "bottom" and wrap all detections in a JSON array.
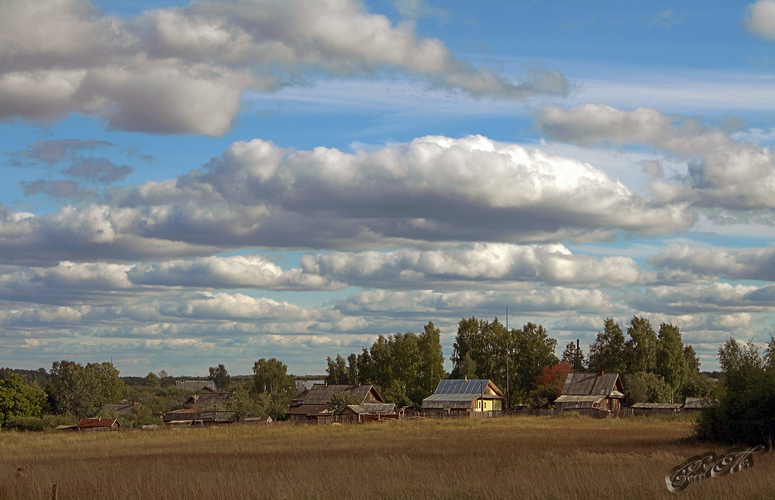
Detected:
[
  {"left": 745, "top": 0, "right": 775, "bottom": 40},
  {"left": 303, "top": 243, "right": 644, "bottom": 289},
  {"left": 649, "top": 244, "right": 775, "bottom": 282},
  {"left": 0, "top": 0, "right": 568, "bottom": 134},
  {"left": 535, "top": 104, "right": 775, "bottom": 211}
]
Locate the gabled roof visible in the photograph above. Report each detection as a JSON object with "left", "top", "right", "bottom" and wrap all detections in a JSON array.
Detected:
[
  {"left": 561, "top": 372, "right": 624, "bottom": 398},
  {"left": 683, "top": 397, "right": 717, "bottom": 409},
  {"left": 188, "top": 392, "right": 233, "bottom": 409},
  {"left": 298, "top": 384, "right": 384, "bottom": 405},
  {"left": 632, "top": 403, "right": 681, "bottom": 409}
]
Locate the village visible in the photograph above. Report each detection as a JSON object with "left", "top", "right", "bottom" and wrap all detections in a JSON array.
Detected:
[{"left": 58, "top": 371, "right": 712, "bottom": 432}]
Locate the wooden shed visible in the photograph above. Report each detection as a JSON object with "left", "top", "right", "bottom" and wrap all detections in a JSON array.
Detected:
[
  {"left": 682, "top": 397, "right": 716, "bottom": 412},
  {"left": 422, "top": 379, "right": 504, "bottom": 417},
  {"left": 555, "top": 372, "right": 624, "bottom": 417},
  {"left": 631, "top": 402, "right": 682, "bottom": 416},
  {"left": 76, "top": 418, "right": 121, "bottom": 431}
]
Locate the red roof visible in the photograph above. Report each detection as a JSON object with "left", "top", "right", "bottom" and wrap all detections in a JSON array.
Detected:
[{"left": 77, "top": 418, "right": 120, "bottom": 429}]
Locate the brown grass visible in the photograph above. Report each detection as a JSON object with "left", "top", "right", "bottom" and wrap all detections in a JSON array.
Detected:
[{"left": 1, "top": 415, "right": 773, "bottom": 499}]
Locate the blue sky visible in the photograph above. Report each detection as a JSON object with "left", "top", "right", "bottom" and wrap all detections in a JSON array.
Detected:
[{"left": 2, "top": 0, "right": 775, "bottom": 377}]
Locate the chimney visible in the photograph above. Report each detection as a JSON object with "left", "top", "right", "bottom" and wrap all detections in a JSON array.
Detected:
[{"left": 599, "top": 371, "right": 604, "bottom": 376}]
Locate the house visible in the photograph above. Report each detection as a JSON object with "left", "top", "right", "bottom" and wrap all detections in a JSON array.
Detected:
[
  {"left": 293, "top": 379, "right": 326, "bottom": 404},
  {"left": 422, "top": 379, "right": 505, "bottom": 417},
  {"left": 554, "top": 372, "right": 624, "bottom": 417},
  {"left": 176, "top": 380, "right": 216, "bottom": 392},
  {"left": 631, "top": 402, "right": 682, "bottom": 416},
  {"left": 76, "top": 418, "right": 121, "bottom": 431},
  {"left": 288, "top": 384, "right": 384, "bottom": 424},
  {"left": 683, "top": 396, "right": 715, "bottom": 412},
  {"left": 199, "top": 410, "right": 237, "bottom": 425}
]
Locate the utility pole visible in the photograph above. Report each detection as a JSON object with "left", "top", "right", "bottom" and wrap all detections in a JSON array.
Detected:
[{"left": 505, "top": 306, "right": 509, "bottom": 411}]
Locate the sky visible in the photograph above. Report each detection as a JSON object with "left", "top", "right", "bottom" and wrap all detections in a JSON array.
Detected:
[{"left": 2, "top": 0, "right": 775, "bottom": 377}]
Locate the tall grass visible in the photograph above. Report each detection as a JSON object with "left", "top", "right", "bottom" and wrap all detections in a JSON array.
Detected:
[{"left": 1, "top": 416, "right": 773, "bottom": 499}]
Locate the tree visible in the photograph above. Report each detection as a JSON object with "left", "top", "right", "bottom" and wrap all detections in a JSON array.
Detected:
[
  {"left": 49, "top": 360, "right": 124, "bottom": 418},
  {"left": 587, "top": 319, "right": 627, "bottom": 375},
  {"left": 624, "top": 372, "right": 672, "bottom": 405},
  {"left": 144, "top": 372, "right": 161, "bottom": 389},
  {"left": 416, "top": 321, "right": 446, "bottom": 402},
  {"left": 0, "top": 375, "right": 46, "bottom": 428},
  {"left": 624, "top": 316, "right": 657, "bottom": 374},
  {"left": 654, "top": 323, "right": 688, "bottom": 399},
  {"left": 514, "top": 322, "right": 559, "bottom": 394},
  {"left": 326, "top": 391, "right": 362, "bottom": 414},
  {"left": 531, "top": 361, "right": 573, "bottom": 407},
  {"left": 209, "top": 364, "right": 231, "bottom": 390},
  {"left": 252, "top": 358, "right": 295, "bottom": 402},
  {"left": 561, "top": 341, "right": 585, "bottom": 372},
  {"left": 325, "top": 354, "right": 348, "bottom": 385}
]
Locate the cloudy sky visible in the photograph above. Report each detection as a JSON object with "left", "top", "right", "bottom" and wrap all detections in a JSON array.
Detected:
[{"left": 2, "top": 0, "right": 775, "bottom": 377}]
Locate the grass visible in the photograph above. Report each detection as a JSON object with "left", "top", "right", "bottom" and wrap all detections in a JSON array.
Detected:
[{"left": 1, "top": 415, "right": 774, "bottom": 499}]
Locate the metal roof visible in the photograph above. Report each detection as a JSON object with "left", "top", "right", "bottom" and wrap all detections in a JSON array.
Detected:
[
  {"left": 360, "top": 403, "right": 396, "bottom": 414},
  {"left": 554, "top": 395, "right": 605, "bottom": 404},
  {"left": 432, "top": 379, "right": 504, "bottom": 397},
  {"left": 561, "top": 372, "right": 623, "bottom": 397}
]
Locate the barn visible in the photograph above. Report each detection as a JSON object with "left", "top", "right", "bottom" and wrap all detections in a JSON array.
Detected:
[{"left": 554, "top": 372, "right": 624, "bottom": 417}]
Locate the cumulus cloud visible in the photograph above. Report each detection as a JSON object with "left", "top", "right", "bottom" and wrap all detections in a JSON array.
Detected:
[
  {"left": 745, "top": 0, "right": 775, "bottom": 40},
  {"left": 649, "top": 244, "right": 775, "bottom": 282},
  {"left": 336, "top": 288, "right": 613, "bottom": 316},
  {"left": 0, "top": 135, "right": 694, "bottom": 264},
  {"left": 535, "top": 104, "right": 775, "bottom": 211},
  {"left": 626, "top": 282, "right": 775, "bottom": 315},
  {"left": 0, "top": 0, "right": 569, "bottom": 135},
  {"left": 7, "top": 139, "right": 114, "bottom": 168},
  {"left": 302, "top": 243, "right": 644, "bottom": 289}
]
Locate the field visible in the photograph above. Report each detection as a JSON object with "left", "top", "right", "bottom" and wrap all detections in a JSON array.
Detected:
[{"left": 1, "top": 415, "right": 774, "bottom": 500}]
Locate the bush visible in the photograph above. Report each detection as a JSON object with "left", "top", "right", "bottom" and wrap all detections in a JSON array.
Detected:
[{"left": 4, "top": 416, "right": 44, "bottom": 432}]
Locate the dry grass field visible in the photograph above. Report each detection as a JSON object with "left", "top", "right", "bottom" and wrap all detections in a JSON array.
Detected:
[{"left": 1, "top": 415, "right": 774, "bottom": 500}]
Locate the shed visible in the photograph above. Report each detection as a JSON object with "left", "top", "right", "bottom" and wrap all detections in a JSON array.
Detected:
[
  {"left": 683, "top": 397, "right": 716, "bottom": 412},
  {"left": 76, "top": 418, "right": 121, "bottom": 431},
  {"left": 422, "top": 379, "right": 504, "bottom": 417},
  {"left": 163, "top": 408, "right": 199, "bottom": 424},
  {"left": 631, "top": 402, "right": 682, "bottom": 416},
  {"left": 555, "top": 372, "right": 624, "bottom": 416}
]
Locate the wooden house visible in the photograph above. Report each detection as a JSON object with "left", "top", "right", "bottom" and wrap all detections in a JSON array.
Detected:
[
  {"left": 188, "top": 391, "right": 233, "bottom": 410},
  {"left": 554, "top": 372, "right": 624, "bottom": 417},
  {"left": 422, "top": 379, "right": 505, "bottom": 417},
  {"left": 76, "top": 418, "right": 121, "bottom": 431},
  {"left": 288, "top": 384, "right": 384, "bottom": 424}
]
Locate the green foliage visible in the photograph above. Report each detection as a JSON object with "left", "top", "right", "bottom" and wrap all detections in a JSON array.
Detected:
[
  {"left": 0, "top": 374, "right": 46, "bottom": 426},
  {"left": 451, "top": 316, "right": 558, "bottom": 405},
  {"left": 253, "top": 358, "right": 296, "bottom": 404},
  {"left": 144, "top": 372, "right": 161, "bottom": 389},
  {"left": 328, "top": 321, "right": 445, "bottom": 407},
  {"left": 654, "top": 323, "right": 688, "bottom": 396},
  {"left": 587, "top": 318, "right": 628, "bottom": 375},
  {"left": 561, "top": 341, "right": 585, "bottom": 371},
  {"left": 4, "top": 416, "right": 45, "bottom": 432},
  {"left": 224, "top": 388, "right": 266, "bottom": 420},
  {"left": 624, "top": 316, "right": 657, "bottom": 374},
  {"left": 624, "top": 372, "right": 672, "bottom": 405},
  {"left": 695, "top": 336, "right": 775, "bottom": 446},
  {"left": 326, "top": 391, "right": 363, "bottom": 414},
  {"left": 209, "top": 364, "right": 231, "bottom": 390},
  {"left": 48, "top": 360, "right": 124, "bottom": 418}
]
